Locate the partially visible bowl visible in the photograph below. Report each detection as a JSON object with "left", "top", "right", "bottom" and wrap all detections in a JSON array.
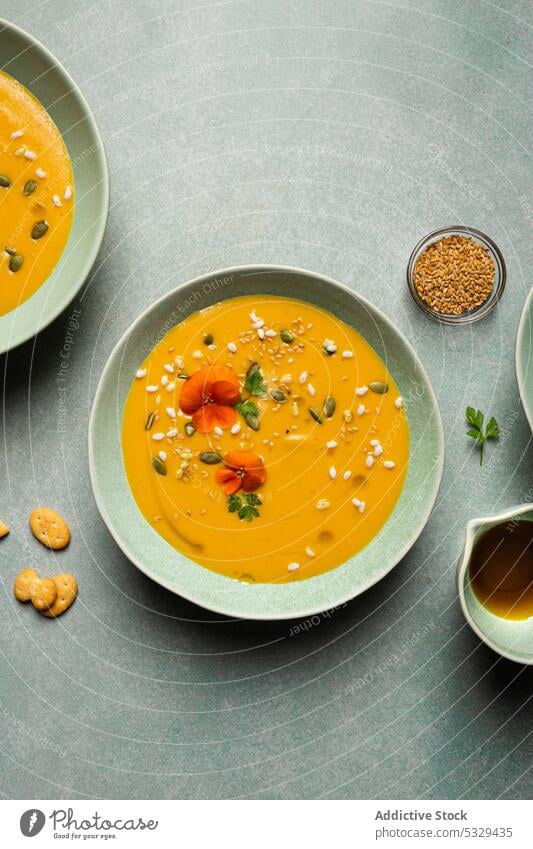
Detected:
[
  {"left": 0, "top": 19, "right": 109, "bottom": 354},
  {"left": 89, "top": 265, "right": 444, "bottom": 620},
  {"left": 407, "top": 225, "right": 506, "bottom": 325},
  {"left": 516, "top": 288, "right": 533, "bottom": 432}
]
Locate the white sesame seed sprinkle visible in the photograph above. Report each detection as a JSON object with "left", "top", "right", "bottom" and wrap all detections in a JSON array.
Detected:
[
  {"left": 52, "top": 194, "right": 62, "bottom": 207},
  {"left": 288, "top": 562, "right": 300, "bottom": 572},
  {"left": 370, "top": 439, "right": 379, "bottom": 446},
  {"left": 307, "top": 383, "right": 316, "bottom": 397},
  {"left": 166, "top": 407, "right": 176, "bottom": 418},
  {"left": 24, "top": 150, "right": 37, "bottom": 161},
  {"left": 352, "top": 498, "right": 366, "bottom": 513},
  {"left": 343, "top": 470, "right": 352, "bottom": 480},
  {"left": 316, "top": 499, "right": 330, "bottom": 510},
  {"left": 384, "top": 460, "right": 396, "bottom": 469},
  {"left": 161, "top": 375, "right": 168, "bottom": 386},
  {"left": 298, "top": 370, "right": 308, "bottom": 384},
  {"left": 214, "top": 426, "right": 224, "bottom": 437},
  {"left": 355, "top": 386, "right": 368, "bottom": 396},
  {"left": 357, "top": 404, "right": 366, "bottom": 416},
  {"left": 265, "top": 329, "right": 277, "bottom": 338},
  {"left": 192, "top": 349, "right": 203, "bottom": 359},
  {"left": 395, "top": 396, "right": 403, "bottom": 409},
  {"left": 14, "top": 147, "right": 25, "bottom": 156},
  {"left": 166, "top": 382, "right": 175, "bottom": 392},
  {"left": 373, "top": 445, "right": 384, "bottom": 457},
  {"left": 252, "top": 318, "right": 264, "bottom": 329},
  {"left": 136, "top": 368, "right": 147, "bottom": 379},
  {"left": 342, "top": 350, "right": 354, "bottom": 359},
  {"left": 326, "top": 343, "right": 337, "bottom": 354},
  {"left": 227, "top": 342, "right": 237, "bottom": 353},
  {"left": 257, "top": 328, "right": 265, "bottom": 340},
  {"left": 326, "top": 440, "right": 338, "bottom": 449},
  {"left": 164, "top": 363, "right": 174, "bottom": 373},
  {"left": 329, "top": 465, "right": 337, "bottom": 480},
  {"left": 167, "top": 428, "right": 178, "bottom": 438},
  {"left": 10, "top": 130, "right": 23, "bottom": 139},
  {"left": 146, "top": 385, "right": 159, "bottom": 393},
  {"left": 305, "top": 546, "right": 316, "bottom": 558},
  {"left": 365, "top": 454, "right": 375, "bottom": 468},
  {"left": 159, "top": 450, "right": 167, "bottom": 461},
  {"left": 35, "top": 167, "right": 46, "bottom": 178},
  {"left": 64, "top": 185, "right": 72, "bottom": 200},
  {"left": 231, "top": 422, "right": 241, "bottom": 435},
  {"left": 152, "top": 433, "right": 164, "bottom": 441}
]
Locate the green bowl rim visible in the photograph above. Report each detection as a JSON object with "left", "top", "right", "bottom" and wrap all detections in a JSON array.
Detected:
[
  {"left": 0, "top": 17, "right": 110, "bottom": 354},
  {"left": 515, "top": 287, "right": 533, "bottom": 432},
  {"left": 89, "top": 264, "right": 445, "bottom": 620}
]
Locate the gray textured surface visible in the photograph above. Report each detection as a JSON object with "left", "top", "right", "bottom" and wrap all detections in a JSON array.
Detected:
[{"left": 1, "top": 0, "right": 532, "bottom": 800}]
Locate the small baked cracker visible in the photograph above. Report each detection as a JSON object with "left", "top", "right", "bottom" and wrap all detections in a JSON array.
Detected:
[
  {"left": 30, "top": 577, "right": 58, "bottom": 611},
  {"left": 14, "top": 569, "right": 39, "bottom": 602},
  {"left": 40, "top": 573, "right": 78, "bottom": 618},
  {"left": 29, "top": 508, "right": 71, "bottom": 550},
  {"left": 0, "top": 520, "right": 9, "bottom": 539}
]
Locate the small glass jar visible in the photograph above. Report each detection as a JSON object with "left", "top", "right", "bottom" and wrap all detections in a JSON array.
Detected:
[{"left": 406, "top": 225, "right": 506, "bottom": 325}]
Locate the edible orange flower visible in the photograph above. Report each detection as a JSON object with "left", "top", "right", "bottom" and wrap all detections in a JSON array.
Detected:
[
  {"left": 179, "top": 365, "right": 241, "bottom": 432},
  {"left": 215, "top": 451, "right": 267, "bottom": 496}
]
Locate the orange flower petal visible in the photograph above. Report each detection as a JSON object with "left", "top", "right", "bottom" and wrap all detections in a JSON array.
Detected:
[
  {"left": 192, "top": 403, "right": 237, "bottom": 433},
  {"left": 215, "top": 468, "right": 242, "bottom": 495},
  {"left": 210, "top": 379, "right": 241, "bottom": 407},
  {"left": 179, "top": 368, "right": 211, "bottom": 415},
  {"left": 241, "top": 472, "right": 265, "bottom": 492},
  {"left": 179, "top": 365, "right": 240, "bottom": 415}
]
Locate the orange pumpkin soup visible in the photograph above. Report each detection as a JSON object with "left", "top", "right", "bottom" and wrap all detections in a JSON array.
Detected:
[
  {"left": 0, "top": 71, "right": 74, "bottom": 316},
  {"left": 122, "top": 295, "right": 409, "bottom": 583}
]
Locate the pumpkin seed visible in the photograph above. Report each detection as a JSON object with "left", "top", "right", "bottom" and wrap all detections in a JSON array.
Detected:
[
  {"left": 203, "top": 333, "right": 213, "bottom": 346},
  {"left": 23, "top": 180, "right": 37, "bottom": 196},
  {"left": 240, "top": 573, "right": 256, "bottom": 584},
  {"left": 177, "top": 373, "right": 189, "bottom": 380},
  {"left": 199, "top": 451, "right": 223, "bottom": 464},
  {"left": 152, "top": 457, "right": 167, "bottom": 475},
  {"left": 246, "top": 361, "right": 260, "bottom": 379},
  {"left": 9, "top": 254, "right": 23, "bottom": 273},
  {"left": 245, "top": 413, "right": 260, "bottom": 431},
  {"left": 4, "top": 246, "right": 16, "bottom": 256},
  {"left": 145, "top": 412, "right": 155, "bottom": 431},
  {"left": 309, "top": 407, "right": 323, "bottom": 424},
  {"left": 270, "top": 389, "right": 287, "bottom": 403},
  {"left": 0, "top": 175, "right": 11, "bottom": 188},
  {"left": 31, "top": 220, "right": 48, "bottom": 240},
  {"left": 280, "top": 329, "right": 294, "bottom": 344},
  {"left": 184, "top": 422, "right": 196, "bottom": 437},
  {"left": 323, "top": 395, "right": 336, "bottom": 418},
  {"left": 369, "top": 380, "right": 389, "bottom": 394}
]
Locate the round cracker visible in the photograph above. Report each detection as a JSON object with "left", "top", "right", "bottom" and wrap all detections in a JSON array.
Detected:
[
  {"left": 29, "top": 508, "right": 71, "bottom": 550},
  {"left": 14, "top": 569, "right": 39, "bottom": 602},
  {"left": 30, "top": 577, "right": 58, "bottom": 611},
  {"left": 40, "top": 573, "right": 78, "bottom": 618}
]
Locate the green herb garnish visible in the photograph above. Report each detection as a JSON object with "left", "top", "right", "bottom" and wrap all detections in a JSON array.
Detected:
[
  {"left": 227, "top": 492, "right": 263, "bottom": 522},
  {"left": 236, "top": 399, "right": 259, "bottom": 419},
  {"left": 465, "top": 407, "right": 500, "bottom": 465},
  {"left": 244, "top": 368, "right": 266, "bottom": 396}
]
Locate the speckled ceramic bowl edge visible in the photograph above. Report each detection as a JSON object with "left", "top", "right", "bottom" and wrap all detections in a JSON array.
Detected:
[{"left": 515, "top": 288, "right": 533, "bottom": 432}]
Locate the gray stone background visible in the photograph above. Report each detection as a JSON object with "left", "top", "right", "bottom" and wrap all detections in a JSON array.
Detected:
[{"left": 0, "top": 0, "right": 532, "bottom": 799}]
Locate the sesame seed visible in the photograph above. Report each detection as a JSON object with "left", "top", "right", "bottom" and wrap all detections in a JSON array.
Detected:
[
  {"left": 252, "top": 319, "right": 264, "bottom": 329},
  {"left": 395, "top": 397, "right": 403, "bottom": 409},
  {"left": 307, "top": 383, "right": 316, "bottom": 397},
  {"left": 146, "top": 385, "right": 159, "bottom": 393},
  {"left": 24, "top": 150, "right": 37, "bottom": 160},
  {"left": 281, "top": 374, "right": 292, "bottom": 384},
  {"left": 257, "top": 328, "right": 265, "bottom": 340},
  {"left": 288, "top": 562, "right": 300, "bottom": 572},
  {"left": 326, "top": 440, "right": 338, "bottom": 449},
  {"left": 166, "top": 382, "right": 175, "bottom": 392},
  {"left": 373, "top": 445, "right": 384, "bottom": 457},
  {"left": 305, "top": 546, "right": 316, "bottom": 558},
  {"left": 161, "top": 375, "right": 168, "bottom": 386},
  {"left": 64, "top": 185, "right": 72, "bottom": 200},
  {"left": 167, "top": 428, "right": 178, "bottom": 438},
  {"left": 159, "top": 450, "right": 167, "bottom": 461},
  {"left": 231, "top": 422, "right": 241, "bottom": 435},
  {"left": 166, "top": 407, "right": 176, "bottom": 418},
  {"left": 365, "top": 455, "right": 375, "bottom": 468},
  {"left": 152, "top": 433, "right": 164, "bottom": 441},
  {"left": 325, "top": 343, "right": 337, "bottom": 354},
  {"left": 265, "top": 329, "right": 277, "bottom": 338},
  {"left": 10, "top": 129, "right": 23, "bottom": 139},
  {"left": 136, "top": 369, "right": 147, "bottom": 379},
  {"left": 357, "top": 404, "right": 366, "bottom": 416},
  {"left": 214, "top": 426, "right": 224, "bottom": 437},
  {"left": 249, "top": 310, "right": 259, "bottom": 322},
  {"left": 35, "top": 168, "right": 46, "bottom": 178},
  {"left": 329, "top": 466, "right": 337, "bottom": 480},
  {"left": 370, "top": 439, "right": 379, "bottom": 446},
  {"left": 52, "top": 194, "right": 62, "bottom": 207},
  {"left": 384, "top": 460, "right": 396, "bottom": 469},
  {"left": 14, "top": 147, "right": 24, "bottom": 156},
  {"left": 298, "top": 370, "right": 308, "bottom": 384},
  {"left": 355, "top": 386, "right": 368, "bottom": 396},
  {"left": 316, "top": 499, "right": 330, "bottom": 510},
  {"left": 343, "top": 470, "right": 352, "bottom": 480},
  {"left": 175, "top": 356, "right": 184, "bottom": 369},
  {"left": 227, "top": 342, "right": 237, "bottom": 353},
  {"left": 164, "top": 363, "right": 174, "bottom": 373},
  {"left": 342, "top": 350, "right": 354, "bottom": 359},
  {"left": 343, "top": 410, "right": 353, "bottom": 423},
  {"left": 352, "top": 498, "right": 366, "bottom": 513}
]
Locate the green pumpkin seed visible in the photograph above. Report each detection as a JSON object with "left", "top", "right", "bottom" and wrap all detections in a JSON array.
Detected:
[
  {"left": 31, "top": 220, "right": 48, "bottom": 240},
  {"left": 177, "top": 373, "right": 189, "bottom": 380},
  {"left": 9, "top": 254, "right": 23, "bottom": 273},
  {"left": 280, "top": 329, "right": 294, "bottom": 344},
  {"left": 199, "top": 451, "right": 223, "bottom": 464},
  {"left": 184, "top": 422, "right": 196, "bottom": 437},
  {"left": 4, "top": 246, "right": 16, "bottom": 256},
  {"left": 0, "top": 176, "right": 11, "bottom": 188},
  {"left": 246, "top": 362, "right": 260, "bottom": 379},
  {"left": 270, "top": 389, "right": 287, "bottom": 403},
  {"left": 145, "top": 412, "right": 155, "bottom": 431},
  {"left": 203, "top": 333, "right": 213, "bottom": 346},
  {"left": 309, "top": 407, "right": 323, "bottom": 424},
  {"left": 323, "top": 395, "right": 336, "bottom": 418},
  {"left": 240, "top": 573, "right": 256, "bottom": 584},
  {"left": 369, "top": 381, "right": 389, "bottom": 395},
  {"left": 23, "top": 180, "right": 37, "bottom": 196},
  {"left": 152, "top": 457, "right": 167, "bottom": 475},
  {"left": 245, "top": 413, "right": 260, "bottom": 431}
]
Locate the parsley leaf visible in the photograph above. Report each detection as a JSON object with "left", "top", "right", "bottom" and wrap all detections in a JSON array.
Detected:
[
  {"left": 465, "top": 407, "right": 500, "bottom": 465},
  {"left": 227, "top": 494, "right": 242, "bottom": 513},
  {"left": 235, "top": 399, "right": 259, "bottom": 418},
  {"left": 245, "top": 369, "right": 267, "bottom": 396},
  {"left": 238, "top": 504, "right": 260, "bottom": 522},
  {"left": 227, "top": 492, "right": 263, "bottom": 522}
]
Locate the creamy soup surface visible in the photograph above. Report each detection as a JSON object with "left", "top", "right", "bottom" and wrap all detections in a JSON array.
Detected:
[
  {"left": 0, "top": 71, "right": 74, "bottom": 316},
  {"left": 122, "top": 295, "right": 410, "bottom": 583}
]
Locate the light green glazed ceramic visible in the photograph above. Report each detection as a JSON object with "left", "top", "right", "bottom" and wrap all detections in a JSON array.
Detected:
[
  {"left": 457, "top": 505, "right": 533, "bottom": 665},
  {"left": 89, "top": 266, "right": 444, "bottom": 620},
  {"left": 0, "top": 19, "right": 109, "bottom": 354},
  {"left": 516, "top": 288, "right": 533, "bottom": 432}
]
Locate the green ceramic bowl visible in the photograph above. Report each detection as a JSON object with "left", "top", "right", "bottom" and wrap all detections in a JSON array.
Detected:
[
  {"left": 0, "top": 19, "right": 109, "bottom": 354},
  {"left": 516, "top": 288, "right": 533, "bottom": 432},
  {"left": 89, "top": 266, "right": 444, "bottom": 620},
  {"left": 457, "top": 505, "right": 533, "bottom": 665}
]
